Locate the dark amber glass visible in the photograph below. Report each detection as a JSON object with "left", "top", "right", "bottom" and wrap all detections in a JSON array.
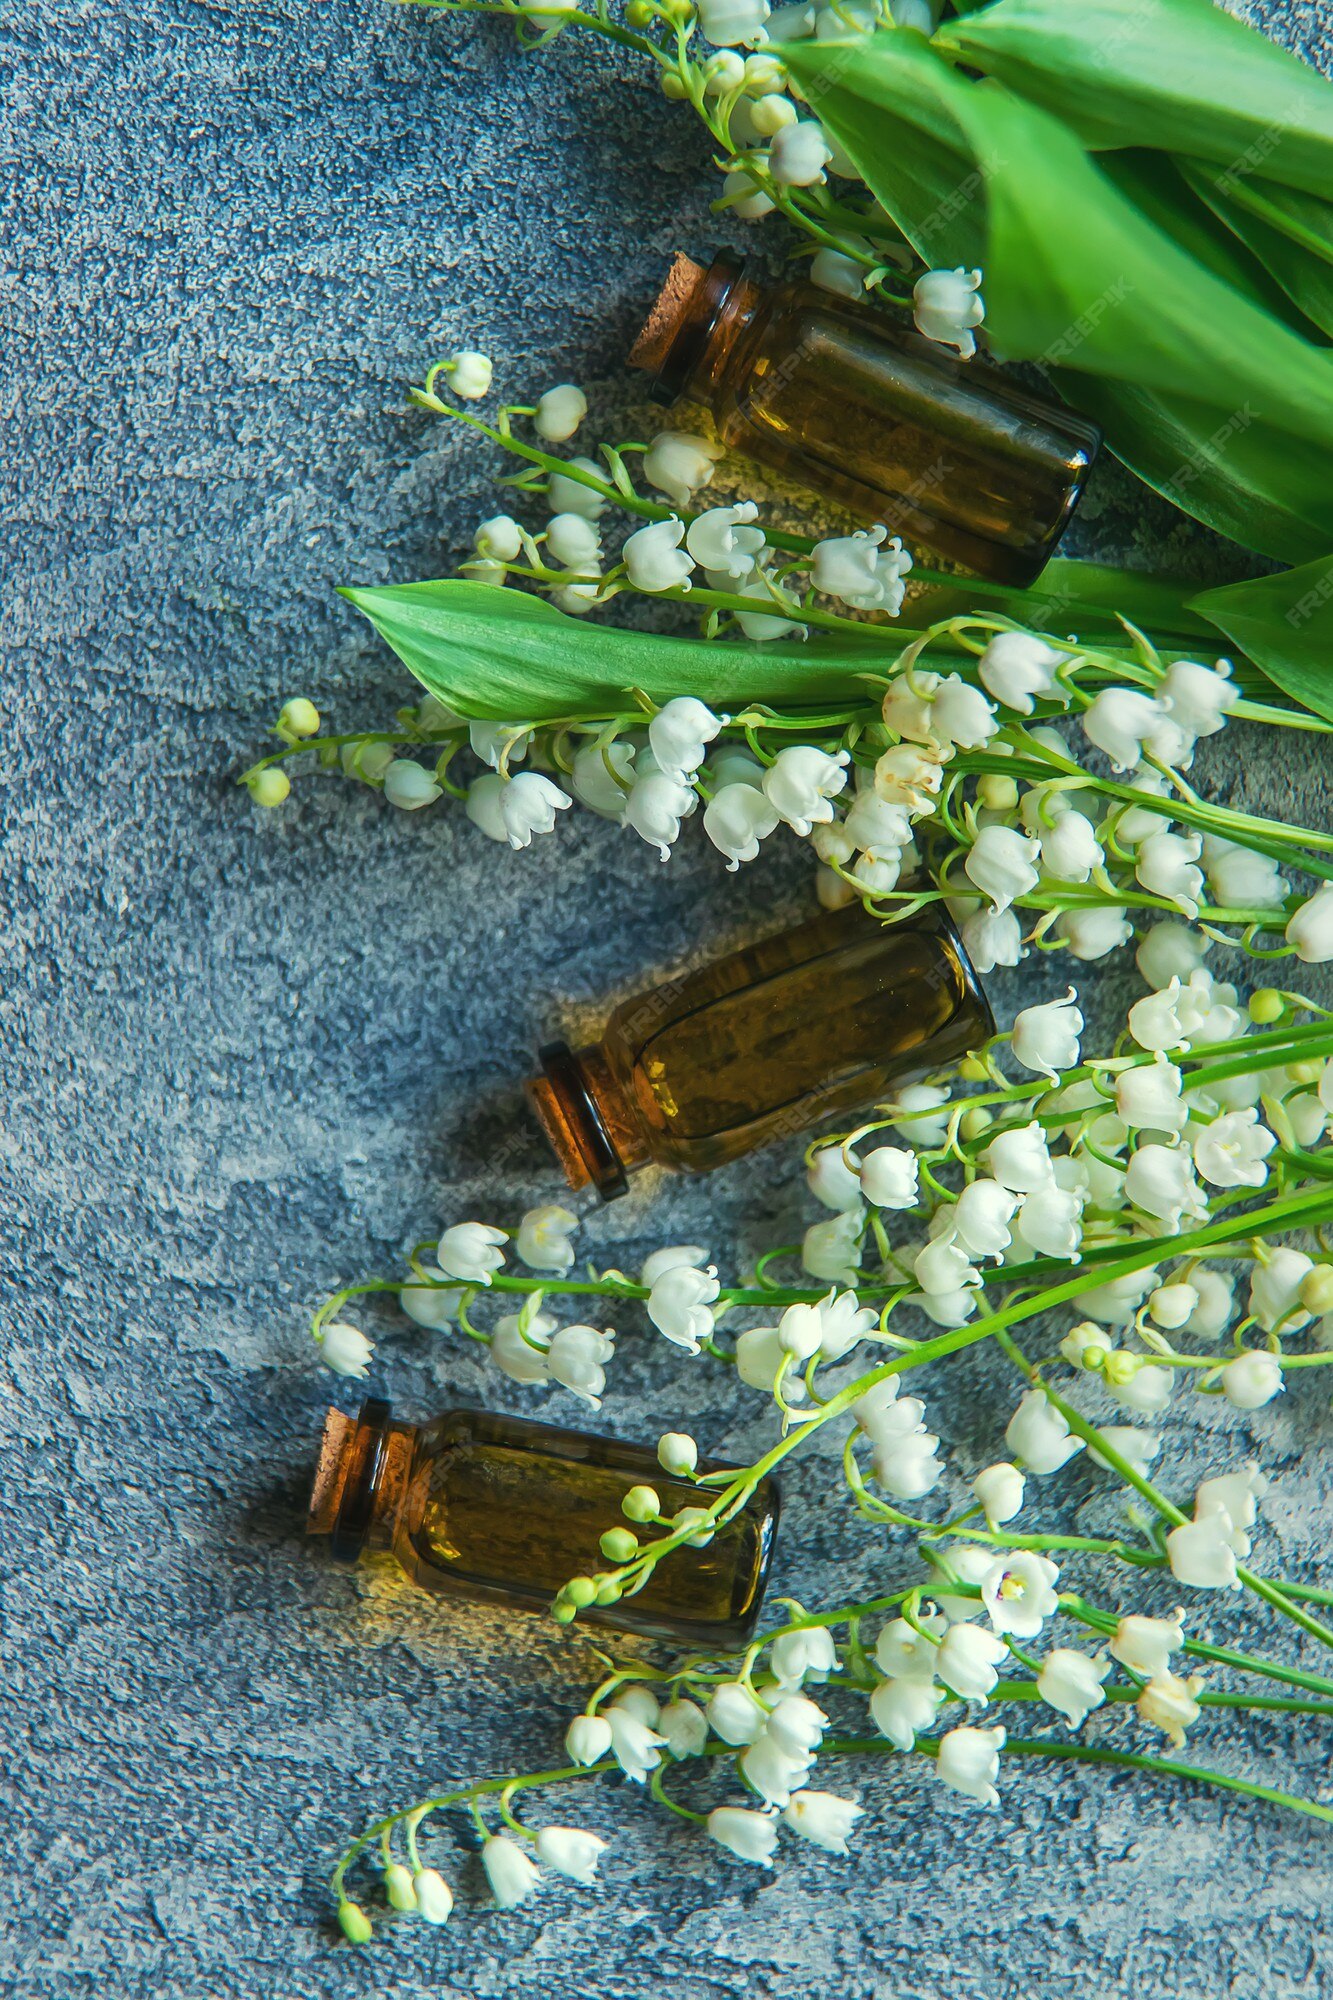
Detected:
[
  {"left": 634, "top": 252, "right": 1101, "bottom": 588},
  {"left": 526, "top": 900, "right": 993, "bottom": 1200},
  {"left": 308, "top": 1398, "right": 780, "bottom": 1649}
]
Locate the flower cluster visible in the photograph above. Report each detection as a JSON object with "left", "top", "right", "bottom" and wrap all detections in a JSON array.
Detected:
[{"left": 320, "top": 970, "right": 1333, "bottom": 1936}]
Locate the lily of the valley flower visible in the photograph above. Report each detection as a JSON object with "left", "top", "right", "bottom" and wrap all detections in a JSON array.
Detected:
[
  {"left": 935, "top": 1622, "right": 1009, "bottom": 1702},
  {"left": 320, "top": 1321, "right": 374, "bottom": 1378},
  {"left": 707, "top": 1681, "right": 768, "bottom": 1746},
  {"left": 607, "top": 1704, "right": 666, "bottom": 1783},
  {"left": 438, "top": 1221, "right": 507, "bottom": 1284},
  {"left": 489, "top": 1309, "right": 556, "bottom": 1386},
  {"left": 980, "top": 1549, "right": 1060, "bottom": 1637},
  {"left": 1138, "top": 1670, "right": 1204, "bottom": 1749},
  {"left": 977, "top": 630, "right": 1066, "bottom": 712},
  {"left": 1011, "top": 989, "right": 1084, "bottom": 1082},
  {"left": 1037, "top": 1647, "right": 1110, "bottom": 1727},
  {"left": 535, "top": 1826, "right": 608, "bottom": 1885},
  {"left": 566, "top": 1714, "right": 613, "bottom": 1767},
  {"left": 648, "top": 696, "right": 724, "bottom": 780},
  {"left": 761, "top": 744, "right": 851, "bottom": 833},
  {"left": 1005, "top": 1389, "right": 1084, "bottom": 1475},
  {"left": 516, "top": 1203, "right": 578, "bottom": 1273},
  {"left": 621, "top": 771, "right": 697, "bottom": 860},
  {"left": 1222, "top": 1349, "right": 1284, "bottom": 1409},
  {"left": 812, "top": 526, "right": 913, "bottom": 612},
  {"left": 934, "top": 1723, "right": 1006, "bottom": 1805},
  {"left": 1286, "top": 885, "right": 1333, "bottom": 963},
  {"left": 443, "top": 349, "right": 493, "bottom": 399},
  {"left": 913, "top": 268, "right": 985, "bottom": 359},
  {"left": 642, "top": 431, "right": 724, "bottom": 507},
  {"left": 703, "top": 782, "right": 779, "bottom": 869},
  {"left": 534, "top": 383, "right": 587, "bottom": 442},
  {"left": 964, "top": 823, "right": 1041, "bottom": 913},
  {"left": 1124, "top": 1142, "right": 1208, "bottom": 1229},
  {"left": 623, "top": 516, "right": 694, "bottom": 594},
  {"left": 769, "top": 118, "right": 833, "bottom": 187},
  {"left": 646, "top": 1259, "right": 721, "bottom": 1353},
  {"left": 870, "top": 1673, "right": 943, "bottom": 1750},
  {"left": 658, "top": 1698, "right": 709, "bottom": 1759},
  {"left": 686, "top": 501, "right": 766, "bottom": 577},
  {"left": 707, "top": 1805, "right": 779, "bottom": 1867},
  {"left": 546, "top": 1324, "right": 614, "bottom": 1408},
  {"left": 972, "top": 1461, "right": 1025, "bottom": 1524},
  {"left": 482, "top": 1835, "right": 540, "bottom": 1908},
  {"left": 384, "top": 759, "right": 442, "bottom": 811},
  {"left": 1193, "top": 1108, "right": 1276, "bottom": 1188},
  {"left": 1109, "top": 1610, "right": 1185, "bottom": 1678},
  {"left": 782, "top": 1790, "right": 865, "bottom": 1854}
]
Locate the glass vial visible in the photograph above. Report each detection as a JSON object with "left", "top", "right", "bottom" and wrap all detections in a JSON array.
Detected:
[
  {"left": 630, "top": 251, "right": 1101, "bottom": 589},
  {"left": 526, "top": 899, "right": 993, "bottom": 1200},
  {"left": 308, "top": 1397, "right": 780, "bottom": 1650}
]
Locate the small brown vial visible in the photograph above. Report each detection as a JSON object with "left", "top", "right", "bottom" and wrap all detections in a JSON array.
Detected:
[
  {"left": 630, "top": 251, "right": 1101, "bottom": 588},
  {"left": 308, "top": 1397, "right": 780, "bottom": 1649},
  {"left": 526, "top": 900, "right": 993, "bottom": 1200}
]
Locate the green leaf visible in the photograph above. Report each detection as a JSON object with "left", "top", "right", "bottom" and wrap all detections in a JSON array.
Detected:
[
  {"left": 1180, "top": 159, "right": 1333, "bottom": 340},
  {"left": 1190, "top": 555, "right": 1333, "bottom": 724},
  {"left": 936, "top": 0, "right": 1333, "bottom": 201},
  {"left": 779, "top": 31, "right": 1333, "bottom": 560},
  {"left": 339, "top": 580, "right": 910, "bottom": 718}
]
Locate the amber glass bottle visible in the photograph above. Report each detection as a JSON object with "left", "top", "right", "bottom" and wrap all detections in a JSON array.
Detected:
[
  {"left": 526, "top": 899, "right": 992, "bottom": 1200},
  {"left": 308, "top": 1397, "right": 780, "bottom": 1649},
  {"left": 630, "top": 251, "right": 1101, "bottom": 588}
]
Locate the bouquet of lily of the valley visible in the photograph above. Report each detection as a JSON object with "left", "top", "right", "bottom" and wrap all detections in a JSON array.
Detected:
[{"left": 241, "top": 0, "right": 1333, "bottom": 1947}]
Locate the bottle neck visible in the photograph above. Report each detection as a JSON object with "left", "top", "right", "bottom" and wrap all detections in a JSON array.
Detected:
[
  {"left": 648, "top": 252, "right": 765, "bottom": 409},
  {"left": 525, "top": 1039, "right": 649, "bottom": 1201},
  {"left": 307, "top": 1399, "right": 417, "bottom": 1560}
]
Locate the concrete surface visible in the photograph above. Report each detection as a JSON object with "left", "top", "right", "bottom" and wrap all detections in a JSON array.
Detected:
[{"left": 3, "top": 2, "right": 1331, "bottom": 1995}]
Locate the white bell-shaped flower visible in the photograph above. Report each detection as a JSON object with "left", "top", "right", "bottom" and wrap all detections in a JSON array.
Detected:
[
  {"left": 935, "top": 1626, "right": 1008, "bottom": 1703},
  {"left": 438, "top": 1221, "right": 508, "bottom": 1284},
  {"left": 548, "top": 455, "right": 608, "bottom": 518},
  {"left": 972, "top": 1462, "right": 1025, "bottom": 1525},
  {"left": 490, "top": 1310, "right": 555, "bottom": 1385},
  {"left": 535, "top": 1826, "right": 608, "bottom": 1885},
  {"left": 475, "top": 513, "right": 524, "bottom": 561},
  {"left": 383, "top": 759, "right": 442, "bottom": 811},
  {"left": 1136, "top": 920, "right": 1209, "bottom": 991},
  {"left": 1037, "top": 1647, "right": 1110, "bottom": 1727},
  {"left": 782, "top": 1790, "right": 865, "bottom": 1854},
  {"left": 1058, "top": 906, "right": 1133, "bottom": 961},
  {"left": 931, "top": 675, "right": 998, "bottom": 750},
  {"left": 1286, "top": 885, "right": 1333, "bottom": 963},
  {"left": 1222, "top": 1349, "right": 1284, "bottom": 1409},
  {"left": 1082, "top": 687, "right": 1168, "bottom": 771},
  {"left": 642, "top": 431, "right": 724, "bottom": 507},
  {"left": 621, "top": 770, "right": 697, "bottom": 860},
  {"left": 1248, "top": 1248, "right": 1313, "bottom": 1333},
  {"left": 740, "top": 1730, "right": 812, "bottom": 1808},
  {"left": 706, "top": 1806, "right": 778, "bottom": 1867},
  {"left": 802, "top": 1209, "right": 864, "bottom": 1286},
  {"left": 544, "top": 511, "right": 601, "bottom": 570},
  {"left": 771, "top": 1623, "right": 840, "bottom": 1687},
  {"left": 647, "top": 1261, "right": 720, "bottom": 1353},
  {"left": 769, "top": 118, "right": 832, "bottom": 186},
  {"left": 761, "top": 744, "right": 850, "bottom": 834},
  {"left": 534, "top": 383, "right": 587, "bottom": 441},
  {"left": 1136, "top": 828, "right": 1204, "bottom": 918},
  {"left": 1166, "top": 1511, "right": 1241, "bottom": 1591},
  {"left": 811, "top": 525, "right": 912, "bottom": 612},
  {"left": 980, "top": 1550, "right": 1060, "bottom": 1637},
  {"left": 1014, "top": 1183, "right": 1086, "bottom": 1261},
  {"left": 686, "top": 500, "right": 766, "bottom": 578},
  {"left": 1039, "top": 809, "right": 1101, "bottom": 884},
  {"left": 913, "top": 267, "right": 985, "bottom": 358},
  {"left": 959, "top": 902, "right": 1024, "bottom": 973},
  {"left": 843, "top": 791, "right": 912, "bottom": 856},
  {"left": 1116, "top": 1053, "right": 1188, "bottom": 1133},
  {"left": 703, "top": 782, "right": 779, "bottom": 869},
  {"left": 623, "top": 516, "right": 695, "bottom": 594},
  {"left": 1124, "top": 1141, "right": 1208, "bottom": 1229},
  {"left": 870, "top": 1674, "right": 943, "bottom": 1751},
  {"left": 859, "top": 1145, "right": 920, "bottom": 1210},
  {"left": 1011, "top": 988, "right": 1084, "bottom": 1082},
  {"left": 811, "top": 246, "right": 867, "bottom": 298},
  {"left": 985, "top": 1122, "right": 1054, "bottom": 1194},
  {"left": 964, "top": 824, "right": 1041, "bottom": 913},
  {"left": 515, "top": 1203, "right": 578, "bottom": 1274},
  {"left": 1138, "top": 1670, "right": 1203, "bottom": 1749},
  {"left": 444, "top": 349, "right": 493, "bottom": 399},
  {"left": 565, "top": 1714, "right": 613, "bottom": 1767},
  {"left": 607, "top": 1707, "right": 666, "bottom": 1783},
  {"left": 977, "top": 630, "right": 1064, "bottom": 713},
  {"left": 1159, "top": 657, "right": 1237, "bottom": 739},
  {"left": 807, "top": 1147, "right": 863, "bottom": 1213},
  {"left": 482, "top": 1836, "right": 539, "bottom": 1908},
  {"left": 320, "top": 1321, "right": 374, "bottom": 1379},
  {"left": 707, "top": 1681, "right": 768, "bottom": 1747},
  {"left": 1109, "top": 1610, "right": 1185, "bottom": 1678},
  {"left": 874, "top": 740, "right": 947, "bottom": 814},
  {"left": 570, "top": 738, "right": 635, "bottom": 817},
  {"left": 1194, "top": 1108, "right": 1276, "bottom": 1189},
  {"left": 697, "top": 0, "right": 771, "bottom": 45},
  {"left": 648, "top": 696, "right": 724, "bottom": 780},
  {"left": 1005, "top": 1389, "right": 1084, "bottom": 1475},
  {"left": 546, "top": 1324, "right": 614, "bottom": 1408}
]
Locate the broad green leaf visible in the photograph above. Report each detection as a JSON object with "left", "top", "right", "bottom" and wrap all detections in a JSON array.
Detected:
[
  {"left": 339, "top": 580, "right": 912, "bottom": 717},
  {"left": 1181, "top": 159, "right": 1333, "bottom": 339},
  {"left": 781, "top": 33, "right": 1333, "bottom": 559},
  {"left": 1051, "top": 373, "right": 1333, "bottom": 564},
  {"left": 936, "top": 0, "right": 1333, "bottom": 201},
  {"left": 1190, "top": 555, "right": 1333, "bottom": 724}
]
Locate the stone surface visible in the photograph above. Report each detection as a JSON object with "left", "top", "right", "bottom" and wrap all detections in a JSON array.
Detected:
[{"left": 3, "top": 4, "right": 1332, "bottom": 1996}]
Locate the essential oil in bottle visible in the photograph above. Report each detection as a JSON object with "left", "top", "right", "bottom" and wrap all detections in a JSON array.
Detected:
[
  {"left": 629, "top": 250, "right": 1101, "bottom": 589},
  {"left": 526, "top": 898, "right": 993, "bottom": 1200},
  {"left": 308, "top": 1397, "right": 780, "bottom": 1649}
]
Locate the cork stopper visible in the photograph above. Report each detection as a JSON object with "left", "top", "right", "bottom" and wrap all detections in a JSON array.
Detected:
[
  {"left": 629, "top": 253, "right": 707, "bottom": 374},
  {"left": 307, "top": 1406, "right": 356, "bottom": 1534}
]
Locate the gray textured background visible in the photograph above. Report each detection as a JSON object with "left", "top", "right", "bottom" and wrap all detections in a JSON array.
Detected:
[{"left": 4, "top": 2, "right": 1332, "bottom": 1995}]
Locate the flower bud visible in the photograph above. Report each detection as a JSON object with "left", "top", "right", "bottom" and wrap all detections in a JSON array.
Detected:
[
  {"left": 338, "top": 1900, "right": 372, "bottom": 1943},
  {"left": 599, "top": 1526, "right": 639, "bottom": 1563},
  {"left": 279, "top": 697, "right": 321, "bottom": 738},
  {"left": 1248, "top": 987, "right": 1285, "bottom": 1025},
  {"left": 247, "top": 766, "right": 290, "bottom": 808},
  {"left": 534, "top": 383, "right": 588, "bottom": 442},
  {"left": 1300, "top": 1265, "right": 1333, "bottom": 1316},
  {"left": 444, "top": 349, "right": 492, "bottom": 400},
  {"left": 413, "top": 1869, "right": 454, "bottom": 1925},
  {"left": 384, "top": 1862, "right": 417, "bottom": 1911},
  {"left": 658, "top": 1430, "right": 699, "bottom": 1476},
  {"left": 622, "top": 1484, "right": 661, "bottom": 1523}
]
